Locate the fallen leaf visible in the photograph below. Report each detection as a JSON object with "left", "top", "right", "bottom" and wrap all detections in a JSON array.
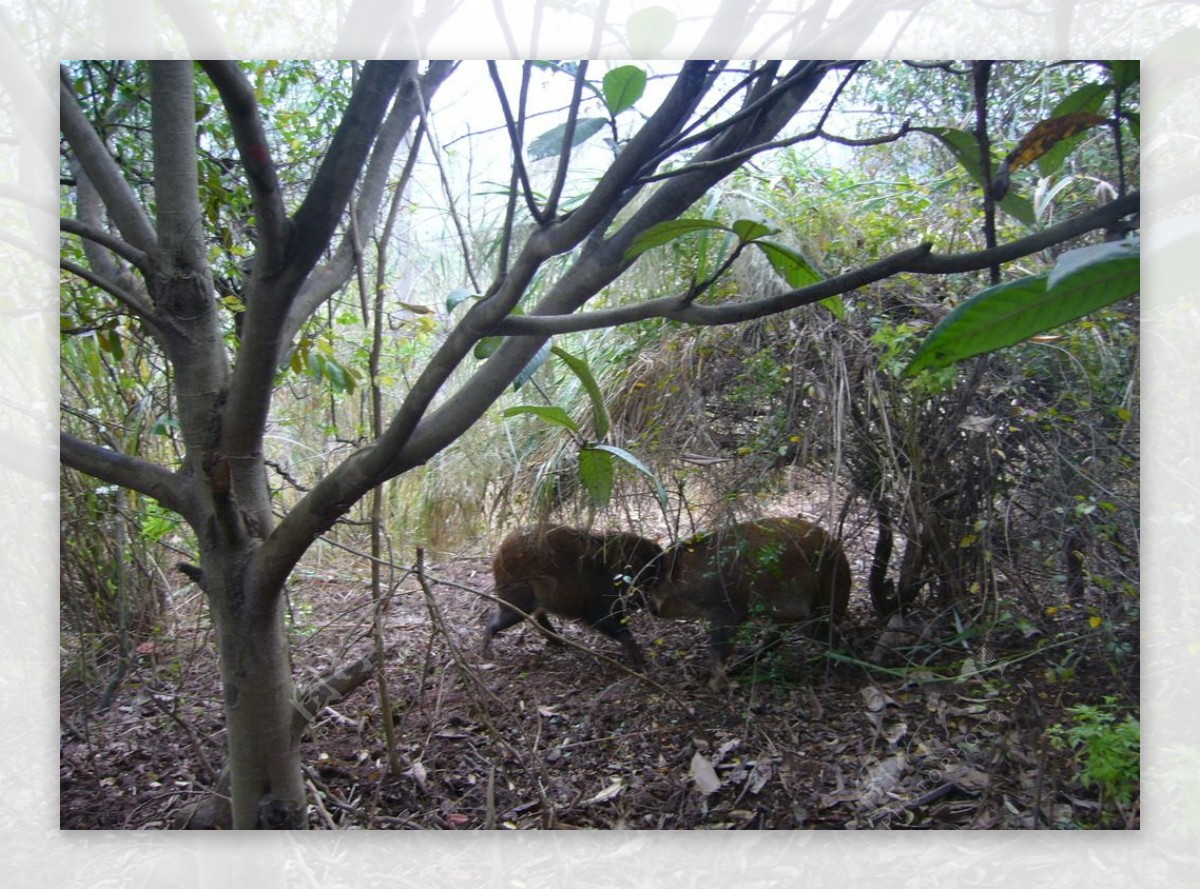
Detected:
[
  {"left": 860, "top": 685, "right": 897, "bottom": 711},
  {"left": 690, "top": 752, "right": 722, "bottom": 796},
  {"left": 745, "top": 760, "right": 774, "bottom": 795},
  {"left": 587, "top": 778, "right": 624, "bottom": 805}
]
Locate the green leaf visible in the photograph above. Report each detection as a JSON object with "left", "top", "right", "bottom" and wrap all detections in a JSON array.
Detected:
[
  {"left": 96, "top": 328, "right": 124, "bottom": 360},
  {"left": 551, "top": 345, "right": 610, "bottom": 439},
  {"left": 474, "top": 336, "right": 502, "bottom": 360},
  {"left": 578, "top": 446, "right": 615, "bottom": 506},
  {"left": 756, "top": 240, "right": 822, "bottom": 288},
  {"left": 305, "top": 351, "right": 356, "bottom": 393},
  {"left": 731, "top": 219, "right": 776, "bottom": 243},
  {"left": 323, "top": 357, "right": 356, "bottom": 394},
  {"left": 917, "top": 126, "right": 1037, "bottom": 227},
  {"left": 1047, "top": 238, "right": 1139, "bottom": 290},
  {"left": 918, "top": 126, "right": 984, "bottom": 181},
  {"left": 512, "top": 339, "right": 553, "bottom": 389},
  {"left": 626, "top": 6, "right": 676, "bottom": 57},
  {"left": 528, "top": 117, "right": 607, "bottom": 161},
  {"left": 820, "top": 296, "right": 847, "bottom": 322},
  {"left": 602, "top": 66, "right": 647, "bottom": 116},
  {"left": 1051, "top": 82, "right": 1110, "bottom": 118},
  {"left": 587, "top": 443, "right": 670, "bottom": 513},
  {"left": 324, "top": 359, "right": 347, "bottom": 393},
  {"left": 503, "top": 405, "right": 582, "bottom": 435},
  {"left": 1110, "top": 60, "right": 1139, "bottom": 91},
  {"left": 446, "top": 286, "right": 476, "bottom": 312},
  {"left": 624, "top": 218, "right": 729, "bottom": 262},
  {"left": 903, "top": 240, "right": 1139, "bottom": 376}
]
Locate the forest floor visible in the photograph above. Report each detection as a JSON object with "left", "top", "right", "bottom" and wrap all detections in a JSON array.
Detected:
[{"left": 59, "top": 525, "right": 1140, "bottom": 831}]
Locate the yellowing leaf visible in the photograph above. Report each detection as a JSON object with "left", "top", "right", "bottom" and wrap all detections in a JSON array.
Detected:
[
  {"left": 1005, "top": 112, "right": 1108, "bottom": 175},
  {"left": 1089, "top": 615, "right": 1103, "bottom": 629}
]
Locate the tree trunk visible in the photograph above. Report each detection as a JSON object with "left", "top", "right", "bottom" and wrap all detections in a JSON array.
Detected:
[{"left": 209, "top": 567, "right": 307, "bottom": 829}]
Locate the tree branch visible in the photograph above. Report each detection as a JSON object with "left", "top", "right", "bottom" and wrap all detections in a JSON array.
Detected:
[
  {"left": 150, "top": 62, "right": 207, "bottom": 273},
  {"left": 60, "top": 257, "right": 156, "bottom": 320},
  {"left": 219, "top": 62, "right": 414, "bottom": 467},
  {"left": 492, "top": 191, "right": 1137, "bottom": 338},
  {"left": 284, "top": 60, "right": 411, "bottom": 292},
  {"left": 59, "top": 66, "right": 158, "bottom": 255},
  {"left": 491, "top": 191, "right": 1139, "bottom": 336},
  {"left": 542, "top": 60, "right": 590, "bottom": 221},
  {"left": 282, "top": 61, "right": 455, "bottom": 353},
  {"left": 487, "top": 61, "right": 542, "bottom": 225},
  {"left": 199, "top": 61, "right": 288, "bottom": 279},
  {"left": 59, "top": 217, "right": 150, "bottom": 273},
  {"left": 60, "top": 431, "right": 191, "bottom": 518}
]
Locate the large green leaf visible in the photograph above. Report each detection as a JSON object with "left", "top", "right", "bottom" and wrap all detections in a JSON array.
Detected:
[
  {"left": 731, "top": 219, "right": 776, "bottom": 243},
  {"left": 552, "top": 345, "right": 610, "bottom": 439},
  {"left": 755, "top": 240, "right": 822, "bottom": 288},
  {"left": 445, "top": 286, "right": 477, "bottom": 312},
  {"left": 578, "top": 446, "right": 615, "bottom": 506},
  {"left": 903, "top": 239, "right": 1139, "bottom": 376},
  {"left": 512, "top": 339, "right": 553, "bottom": 390},
  {"left": 1110, "top": 60, "right": 1139, "bottom": 91},
  {"left": 503, "top": 405, "right": 581, "bottom": 435},
  {"left": 474, "top": 336, "right": 501, "bottom": 360},
  {"left": 586, "top": 444, "right": 669, "bottom": 513},
  {"left": 602, "top": 66, "right": 647, "bottom": 116},
  {"left": 305, "top": 351, "right": 356, "bottom": 394},
  {"left": 755, "top": 240, "right": 844, "bottom": 319},
  {"left": 625, "top": 216, "right": 779, "bottom": 265},
  {"left": 624, "top": 218, "right": 730, "bottom": 262},
  {"left": 528, "top": 117, "right": 607, "bottom": 161},
  {"left": 917, "top": 126, "right": 1037, "bottom": 227}
]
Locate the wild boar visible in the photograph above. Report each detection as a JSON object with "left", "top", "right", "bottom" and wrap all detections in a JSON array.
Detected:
[
  {"left": 645, "top": 516, "right": 851, "bottom": 687},
  {"left": 481, "top": 525, "right": 663, "bottom": 669}
]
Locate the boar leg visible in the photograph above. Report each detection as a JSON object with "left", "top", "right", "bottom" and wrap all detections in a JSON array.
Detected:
[
  {"left": 580, "top": 590, "right": 646, "bottom": 670},
  {"left": 597, "top": 622, "right": 646, "bottom": 670},
  {"left": 481, "top": 581, "right": 557, "bottom": 656},
  {"left": 705, "top": 623, "right": 739, "bottom": 690}
]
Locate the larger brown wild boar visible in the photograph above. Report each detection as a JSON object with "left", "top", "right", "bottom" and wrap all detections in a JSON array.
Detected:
[
  {"left": 645, "top": 516, "right": 851, "bottom": 687},
  {"left": 481, "top": 526, "right": 663, "bottom": 669}
]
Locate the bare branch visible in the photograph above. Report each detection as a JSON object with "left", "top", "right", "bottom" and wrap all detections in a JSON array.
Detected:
[
  {"left": 220, "top": 62, "right": 414, "bottom": 467},
  {"left": 487, "top": 61, "right": 542, "bottom": 225},
  {"left": 284, "top": 60, "right": 412, "bottom": 291},
  {"left": 150, "top": 62, "right": 207, "bottom": 272},
  {"left": 59, "top": 217, "right": 149, "bottom": 273},
  {"left": 542, "top": 60, "right": 590, "bottom": 220},
  {"left": 60, "top": 431, "right": 190, "bottom": 518}
]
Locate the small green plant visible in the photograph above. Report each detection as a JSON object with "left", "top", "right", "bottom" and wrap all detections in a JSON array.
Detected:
[{"left": 1048, "top": 695, "right": 1140, "bottom": 814}]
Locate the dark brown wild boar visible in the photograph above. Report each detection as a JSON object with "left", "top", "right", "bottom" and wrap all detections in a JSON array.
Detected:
[
  {"left": 646, "top": 516, "right": 851, "bottom": 688},
  {"left": 481, "top": 526, "right": 663, "bottom": 669}
]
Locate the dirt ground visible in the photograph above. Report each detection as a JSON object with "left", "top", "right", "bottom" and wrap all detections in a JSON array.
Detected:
[{"left": 59, "top": 524, "right": 1139, "bottom": 831}]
